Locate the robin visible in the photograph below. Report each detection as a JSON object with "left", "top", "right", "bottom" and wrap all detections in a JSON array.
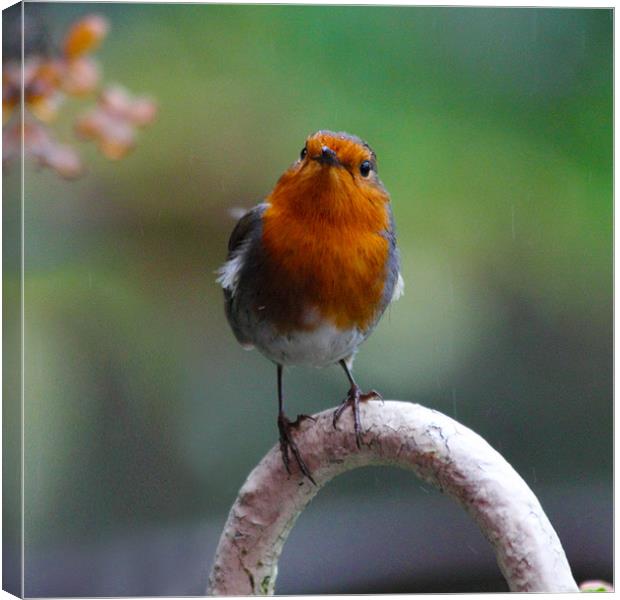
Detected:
[{"left": 217, "top": 130, "right": 403, "bottom": 483}]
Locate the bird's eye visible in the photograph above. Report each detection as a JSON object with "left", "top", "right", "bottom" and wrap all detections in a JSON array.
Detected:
[
  {"left": 359, "top": 160, "right": 372, "bottom": 177},
  {"left": 300, "top": 147, "right": 308, "bottom": 160}
]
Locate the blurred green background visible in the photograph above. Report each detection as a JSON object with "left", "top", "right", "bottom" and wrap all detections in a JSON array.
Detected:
[{"left": 4, "top": 3, "right": 612, "bottom": 594}]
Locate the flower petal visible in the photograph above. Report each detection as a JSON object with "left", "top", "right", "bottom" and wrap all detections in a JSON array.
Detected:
[
  {"left": 62, "top": 57, "right": 101, "bottom": 96},
  {"left": 63, "top": 15, "right": 109, "bottom": 59}
]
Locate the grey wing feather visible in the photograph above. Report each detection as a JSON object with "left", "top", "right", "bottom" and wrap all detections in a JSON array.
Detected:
[
  {"left": 226, "top": 203, "right": 267, "bottom": 257},
  {"left": 217, "top": 203, "right": 267, "bottom": 348},
  {"left": 379, "top": 204, "right": 403, "bottom": 312}
]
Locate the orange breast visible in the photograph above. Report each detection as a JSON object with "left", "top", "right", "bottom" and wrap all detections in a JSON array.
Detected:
[{"left": 258, "top": 199, "right": 390, "bottom": 333}]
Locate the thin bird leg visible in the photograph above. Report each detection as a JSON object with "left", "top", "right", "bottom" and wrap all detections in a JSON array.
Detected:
[
  {"left": 333, "top": 359, "right": 382, "bottom": 448},
  {"left": 276, "top": 364, "right": 316, "bottom": 485}
]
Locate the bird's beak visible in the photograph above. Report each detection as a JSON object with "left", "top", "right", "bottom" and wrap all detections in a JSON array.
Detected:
[{"left": 314, "top": 145, "right": 340, "bottom": 167}]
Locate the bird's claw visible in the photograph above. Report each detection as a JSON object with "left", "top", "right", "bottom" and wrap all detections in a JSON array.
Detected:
[
  {"left": 333, "top": 385, "right": 382, "bottom": 448},
  {"left": 291, "top": 413, "right": 317, "bottom": 427},
  {"left": 278, "top": 414, "right": 316, "bottom": 485}
]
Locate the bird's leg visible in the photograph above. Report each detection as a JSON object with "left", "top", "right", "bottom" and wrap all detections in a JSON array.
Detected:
[
  {"left": 333, "top": 359, "right": 383, "bottom": 448},
  {"left": 276, "top": 364, "right": 316, "bottom": 485}
]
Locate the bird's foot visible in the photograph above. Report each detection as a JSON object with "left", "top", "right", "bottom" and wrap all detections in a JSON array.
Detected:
[
  {"left": 278, "top": 413, "right": 316, "bottom": 485},
  {"left": 333, "top": 385, "right": 382, "bottom": 448}
]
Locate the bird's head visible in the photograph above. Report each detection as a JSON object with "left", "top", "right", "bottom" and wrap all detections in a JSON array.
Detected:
[{"left": 268, "top": 130, "right": 390, "bottom": 223}]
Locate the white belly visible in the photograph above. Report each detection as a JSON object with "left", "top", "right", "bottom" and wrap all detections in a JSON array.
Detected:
[{"left": 252, "top": 319, "right": 365, "bottom": 368}]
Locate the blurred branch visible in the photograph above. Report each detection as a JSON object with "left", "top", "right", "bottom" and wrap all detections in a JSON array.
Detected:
[{"left": 207, "top": 401, "right": 578, "bottom": 595}]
